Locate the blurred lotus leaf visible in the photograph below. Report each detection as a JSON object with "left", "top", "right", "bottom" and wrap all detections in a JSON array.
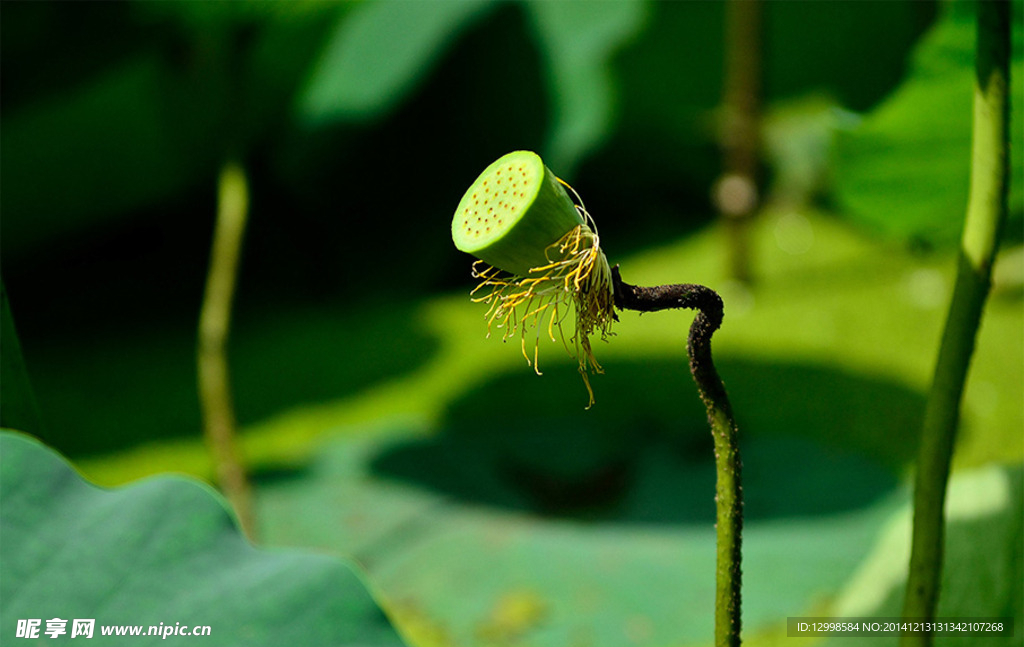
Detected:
[
  {"left": 298, "top": 0, "right": 494, "bottom": 123},
  {"left": 523, "top": 0, "right": 646, "bottom": 174},
  {"left": 834, "top": 0, "right": 1024, "bottom": 244}
]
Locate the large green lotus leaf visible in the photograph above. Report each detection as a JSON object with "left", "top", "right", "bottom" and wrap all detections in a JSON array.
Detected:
[
  {"left": 257, "top": 408, "right": 1022, "bottom": 647},
  {"left": 258, "top": 425, "right": 903, "bottom": 647},
  {"left": 0, "top": 431, "right": 406, "bottom": 647},
  {"left": 255, "top": 352, "right": 923, "bottom": 647},
  {"left": 834, "top": 0, "right": 1024, "bottom": 244}
]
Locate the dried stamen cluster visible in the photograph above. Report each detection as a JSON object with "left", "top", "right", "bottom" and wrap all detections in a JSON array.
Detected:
[{"left": 469, "top": 208, "right": 614, "bottom": 407}]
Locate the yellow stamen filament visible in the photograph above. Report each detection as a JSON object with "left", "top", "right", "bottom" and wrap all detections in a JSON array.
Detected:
[{"left": 469, "top": 185, "right": 615, "bottom": 408}]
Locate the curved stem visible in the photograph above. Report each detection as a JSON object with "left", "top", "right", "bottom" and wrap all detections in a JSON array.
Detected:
[{"left": 612, "top": 266, "right": 742, "bottom": 647}]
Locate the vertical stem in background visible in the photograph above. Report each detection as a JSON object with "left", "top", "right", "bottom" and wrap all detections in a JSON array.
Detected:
[
  {"left": 198, "top": 161, "right": 257, "bottom": 541},
  {"left": 612, "top": 268, "right": 742, "bottom": 647},
  {"left": 901, "top": 2, "right": 1009, "bottom": 643},
  {"left": 716, "top": 0, "right": 762, "bottom": 285}
]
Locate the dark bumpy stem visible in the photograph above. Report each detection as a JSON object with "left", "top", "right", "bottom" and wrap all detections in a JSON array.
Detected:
[{"left": 612, "top": 266, "right": 743, "bottom": 647}]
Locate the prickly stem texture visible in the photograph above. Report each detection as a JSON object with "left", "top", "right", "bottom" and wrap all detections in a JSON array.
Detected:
[{"left": 612, "top": 266, "right": 742, "bottom": 647}]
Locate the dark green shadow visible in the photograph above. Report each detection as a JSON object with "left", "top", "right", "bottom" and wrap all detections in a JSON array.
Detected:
[
  {"left": 27, "top": 301, "right": 440, "bottom": 458},
  {"left": 370, "top": 357, "right": 924, "bottom": 524}
]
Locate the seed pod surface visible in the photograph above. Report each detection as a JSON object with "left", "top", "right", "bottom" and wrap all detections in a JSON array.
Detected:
[{"left": 452, "top": 151, "right": 583, "bottom": 276}]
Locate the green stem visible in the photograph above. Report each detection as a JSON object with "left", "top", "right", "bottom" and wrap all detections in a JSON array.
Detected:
[
  {"left": 901, "top": 2, "right": 1009, "bottom": 643},
  {"left": 612, "top": 267, "right": 743, "bottom": 647},
  {"left": 198, "top": 161, "right": 257, "bottom": 541}
]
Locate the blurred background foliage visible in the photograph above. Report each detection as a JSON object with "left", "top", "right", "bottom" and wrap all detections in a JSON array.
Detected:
[{"left": 2, "top": 1, "right": 1021, "bottom": 646}]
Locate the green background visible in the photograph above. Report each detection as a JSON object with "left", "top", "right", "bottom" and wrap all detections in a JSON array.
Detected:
[{"left": 2, "top": 1, "right": 1021, "bottom": 645}]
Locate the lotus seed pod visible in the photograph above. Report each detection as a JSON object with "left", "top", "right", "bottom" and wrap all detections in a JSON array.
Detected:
[{"left": 452, "top": 151, "right": 585, "bottom": 276}]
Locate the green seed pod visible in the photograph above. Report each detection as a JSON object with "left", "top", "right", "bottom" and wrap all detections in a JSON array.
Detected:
[{"left": 452, "top": 150, "right": 584, "bottom": 276}]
